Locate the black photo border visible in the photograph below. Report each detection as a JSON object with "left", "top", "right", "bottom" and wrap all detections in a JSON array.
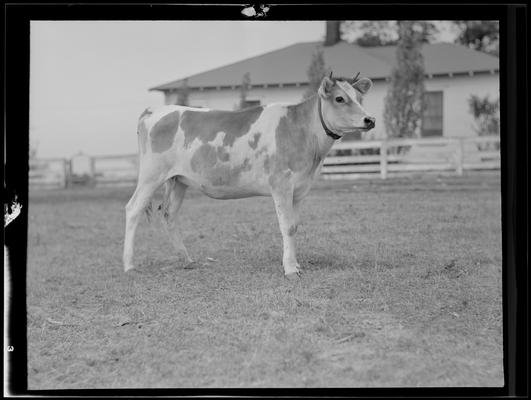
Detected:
[{"left": 4, "top": 2, "right": 528, "bottom": 398}]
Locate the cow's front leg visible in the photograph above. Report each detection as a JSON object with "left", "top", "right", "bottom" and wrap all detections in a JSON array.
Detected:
[
  {"left": 292, "top": 195, "right": 304, "bottom": 230},
  {"left": 271, "top": 183, "right": 301, "bottom": 277}
]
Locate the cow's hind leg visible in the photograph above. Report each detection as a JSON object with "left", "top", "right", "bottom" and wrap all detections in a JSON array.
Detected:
[
  {"left": 123, "top": 178, "right": 163, "bottom": 271},
  {"left": 160, "top": 177, "right": 193, "bottom": 265}
]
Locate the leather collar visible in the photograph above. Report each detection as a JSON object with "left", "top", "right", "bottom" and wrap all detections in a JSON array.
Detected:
[{"left": 318, "top": 97, "right": 342, "bottom": 140}]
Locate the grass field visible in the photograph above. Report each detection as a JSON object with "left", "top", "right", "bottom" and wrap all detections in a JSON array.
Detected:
[{"left": 27, "top": 173, "right": 503, "bottom": 388}]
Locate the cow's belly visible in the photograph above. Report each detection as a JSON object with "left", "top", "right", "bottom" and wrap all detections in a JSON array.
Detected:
[{"left": 176, "top": 175, "right": 271, "bottom": 199}]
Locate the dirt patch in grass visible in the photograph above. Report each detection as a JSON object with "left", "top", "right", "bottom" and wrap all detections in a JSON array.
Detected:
[{"left": 27, "top": 173, "right": 503, "bottom": 388}]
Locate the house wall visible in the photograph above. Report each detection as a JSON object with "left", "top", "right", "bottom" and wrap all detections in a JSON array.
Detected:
[
  {"left": 163, "top": 72, "right": 499, "bottom": 138},
  {"left": 360, "top": 73, "right": 499, "bottom": 139},
  {"left": 164, "top": 86, "right": 307, "bottom": 110},
  {"left": 427, "top": 73, "right": 499, "bottom": 138}
]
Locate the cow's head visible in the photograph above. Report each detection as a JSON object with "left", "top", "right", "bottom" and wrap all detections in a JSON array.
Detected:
[{"left": 318, "top": 72, "right": 375, "bottom": 138}]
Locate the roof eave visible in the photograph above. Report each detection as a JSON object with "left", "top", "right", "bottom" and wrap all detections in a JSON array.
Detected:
[
  {"left": 151, "top": 78, "right": 390, "bottom": 93},
  {"left": 150, "top": 69, "right": 499, "bottom": 93}
]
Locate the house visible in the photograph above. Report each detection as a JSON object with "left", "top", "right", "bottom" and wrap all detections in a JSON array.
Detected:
[{"left": 150, "top": 28, "right": 499, "bottom": 140}]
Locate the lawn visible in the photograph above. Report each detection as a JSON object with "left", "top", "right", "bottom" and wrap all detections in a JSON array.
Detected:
[{"left": 26, "top": 173, "right": 503, "bottom": 388}]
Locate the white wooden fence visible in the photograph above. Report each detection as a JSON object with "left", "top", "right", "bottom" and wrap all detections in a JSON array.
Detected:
[
  {"left": 29, "top": 158, "right": 70, "bottom": 189},
  {"left": 29, "top": 136, "right": 500, "bottom": 188},
  {"left": 91, "top": 154, "right": 138, "bottom": 187},
  {"left": 322, "top": 135, "right": 500, "bottom": 180}
]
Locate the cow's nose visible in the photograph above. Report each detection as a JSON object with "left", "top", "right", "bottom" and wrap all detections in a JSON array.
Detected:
[{"left": 364, "top": 117, "right": 375, "bottom": 128}]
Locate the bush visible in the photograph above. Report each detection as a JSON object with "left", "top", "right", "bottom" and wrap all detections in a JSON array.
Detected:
[
  {"left": 239, "top": 72, "right": 251, "bottom": 109},
  {"left": 468, "top": 94, "right": 500, "bottom": 151},
  {"left": 176, "top": 79, "right": 190, "bottom": 106}
]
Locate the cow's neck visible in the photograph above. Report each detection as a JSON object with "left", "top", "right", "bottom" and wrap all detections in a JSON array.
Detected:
[{"left": 294, "top": 95, "right": 336, "bottom": 159}]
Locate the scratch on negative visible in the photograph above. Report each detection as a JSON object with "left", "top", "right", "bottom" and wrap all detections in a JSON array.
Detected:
[{"left": 4, "top": 196, "right": 22, "bottom": 227}]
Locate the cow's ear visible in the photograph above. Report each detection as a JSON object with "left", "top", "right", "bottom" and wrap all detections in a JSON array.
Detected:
[
  {"left": 353, "top": 78, "right": 372, "bottom": 95},
  {"left": 318, "top": 76, "right": 335, "bottom": 98}
]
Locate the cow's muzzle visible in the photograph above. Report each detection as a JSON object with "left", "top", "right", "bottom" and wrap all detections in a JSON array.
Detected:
[{"left": 363, "top": 117, "right": 376, "bottom": 130}]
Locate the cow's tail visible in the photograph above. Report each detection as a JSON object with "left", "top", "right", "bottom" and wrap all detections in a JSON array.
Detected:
[
  {"left": 145, "top": 177, "right": 177, "bottom": 224},
  {"left": 137, "top": 107, "right": 155, "bottom": 223},
  {"left": 136, "top": 107, "right": 153, "bottom": 165},
  {"left": 144, "top": 201, "right": 154, "bottom": 224}
]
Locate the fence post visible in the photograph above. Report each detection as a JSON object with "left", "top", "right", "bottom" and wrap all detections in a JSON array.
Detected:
[
  {"left": 456, "top": 138, "right": 464, "bottom": 176},
  {"left": 380, "top": 140, "right": 388, "bottom": 180},
  {"left": 64, "top": 159, "right": 71, "bottom": 188},
  {"left": 90, "top": 156, "right": 96, "bottom": 186}
]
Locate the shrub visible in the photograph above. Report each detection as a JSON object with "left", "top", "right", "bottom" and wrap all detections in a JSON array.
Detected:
[{"left": 468, "top": 94, "right": 500, "bottom": 151}]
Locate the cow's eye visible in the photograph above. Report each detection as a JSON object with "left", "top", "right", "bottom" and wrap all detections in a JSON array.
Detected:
[{"left": 335, "top": 96, "right": 345, "bottom": 103}]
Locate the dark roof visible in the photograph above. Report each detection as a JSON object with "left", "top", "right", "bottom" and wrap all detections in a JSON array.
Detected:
[{"left": 150, "top": 41, "right": 499, "bottom": 92}]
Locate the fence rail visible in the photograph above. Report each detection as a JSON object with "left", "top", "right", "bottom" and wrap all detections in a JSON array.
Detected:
[
  {"left": 29, "top": 136, "right": 500, "bottom": 188},
  {"left": 322, "top": 135, "right": 500, "bottom": 180},
  {"left": 92, "top": 153, "right": 138, "bottom": 186},
  {"left": 29, "top": 158, "right": 70, "bottom": 189}
]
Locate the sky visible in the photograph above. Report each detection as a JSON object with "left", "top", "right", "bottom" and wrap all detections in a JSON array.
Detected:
[{"left": 29, "top": 21, "right": 326, "bottom": 158}]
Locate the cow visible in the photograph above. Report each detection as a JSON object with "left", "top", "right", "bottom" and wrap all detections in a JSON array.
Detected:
[{"left": 123, "top": 73, "right": 375, "bottom": 277}]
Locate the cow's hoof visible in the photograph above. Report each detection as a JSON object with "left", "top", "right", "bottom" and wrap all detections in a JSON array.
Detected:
[
  {"left": 124, "top": 264, "right": 135, "bottom": 272},
  {"left": 285, "top": 271, "right": 301, "bottom": 280},
  {"left": 184, "top": 261, "right": 200, "bottom": 270}
]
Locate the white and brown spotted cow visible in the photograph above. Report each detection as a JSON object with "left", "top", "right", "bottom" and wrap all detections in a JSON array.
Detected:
[{"left": 123, "top": 74, "right": 375, "bottom": 277}]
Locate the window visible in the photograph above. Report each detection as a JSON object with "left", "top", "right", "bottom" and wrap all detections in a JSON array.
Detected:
[{"left": 422, "top": 91, "right": 443, "bottom": 137}]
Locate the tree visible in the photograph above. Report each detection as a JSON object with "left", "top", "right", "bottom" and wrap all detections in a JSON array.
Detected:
[
  {"left": 343, "top": 21, "right": 398, "bottom": 46},
  {"left": 239, "top": 72, "right": 251, "bottom": 109},
  {"left": 412, "top": 21, "right": 439, "bottom": 43},
  {"left": 176, "top": 78, "right": 189, "bottom": 106},
  {"left": 341, "top": 20, "right": 438, "bottom": 47},
  {"left": 303, "top": 47, "right": 328, "bottom": 100},
  {"left": 453, "top": 21, "right": 499, "bottom": 56},
  {"left": 383, "top": 21, "right": 426, "bottom": 146}
]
